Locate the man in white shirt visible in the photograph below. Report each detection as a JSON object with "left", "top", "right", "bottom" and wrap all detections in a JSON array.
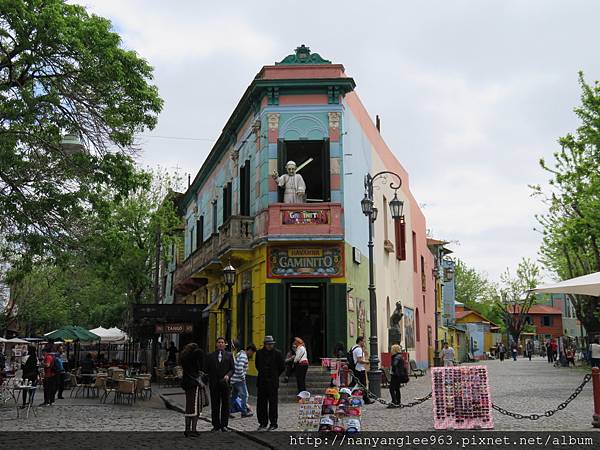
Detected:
[
  {"left": 590, "top": 338, "right": 600, "bottom": 368},
  {"left": 349, "top": 336, "right": 373, "bottom": 404},
  {"left": 442, "top": 343, "right": 455, "bottom": 366}
]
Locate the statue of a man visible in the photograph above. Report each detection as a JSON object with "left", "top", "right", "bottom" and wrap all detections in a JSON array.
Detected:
[
  {"left": 272, "top": 160, "right": 306, "bottom": 203},
  {"left": 390, "top": 301, "right": 404, "bottom": 329}
]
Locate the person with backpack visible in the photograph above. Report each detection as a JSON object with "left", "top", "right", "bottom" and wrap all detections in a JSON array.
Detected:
[
  {"left": 388, "top": 344, "right": 408, "bottom": 408},
  {"left": 40, "top": 344, "right": 56, "bottom": 406},
  {"left": 53, "top": 344, "right": 66, "bottom": 400},
  {"left": 347, "top": 336, "right": 373, "bottom": 405}
]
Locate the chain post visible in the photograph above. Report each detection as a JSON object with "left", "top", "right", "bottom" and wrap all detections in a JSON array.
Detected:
[{"left": 592, "top": 367, "right": 600, "bottom": 428}]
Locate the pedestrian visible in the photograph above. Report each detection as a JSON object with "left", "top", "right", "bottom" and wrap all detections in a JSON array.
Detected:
[
  {"left": 590, "top": 338, "right": 600, "bottom": 369},
  {"left": 204, "top": 337, "right": 235, "bottom": 432},
  {"left": 388, "top": 344, "right": 407, "bottom": 407},
  {"left": 53, "top": 344, "right": 66, "bottom": 400},
  {"left": 40, "top": 344, "right": 56, "bottom": 406},
  {"left": 546, "top": 340, "right": 554, "bottom": 363},
  {"left": 283, "top": 341, "right": 296, "bottom": 383},
  {"left": 511, "top": 343, "right": 518, "bottom": 361},
  {"left": 230, "top": 343, "right": 256, "bottom": 418},
  {"left": 526, "top": 340, "right": 534, "bottom": 361},
  {"left": 292, "top": 337, "right": 309, "bottom": 394},
  {"left": 498, "top": 343, "right": 506, "bottom": 362},
  {"left": 180, "top": 342, "right": 205, "bottom": 438},
  {"left": 349, "top": 336, "right": 374, "bottom": 404},
  {"left": 229, "top": 344, "right": 256, "bottom": 418},
  {"left": 79, "top": 353, "right": 96, "bottom": 383},
  {"left": 551, "top": 339, "right": 558, "bottom": 362},
  {"left": 442, "top": 342, "right": 455, "bottom": 366},
  {"left": 333, "top": 341, "right": 346, "bottom": 359},
  {"left": 166, "top": 341, "right": 178, "bottom": 374},
  {"left": 565, "top": 347, "right": 575, "bottom": 367},
  {"left": 255, "top": 335, "right": 285, "bottom": 431},
  {"left": 21, "top": 345, "right": 38, "bottom": 407}
]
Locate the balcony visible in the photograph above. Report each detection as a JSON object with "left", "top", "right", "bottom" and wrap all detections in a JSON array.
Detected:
[
  {"left": 255, "top": 202, "right": 343, "bottom": 239},
  {"left": 174, "top": 215, "right": 254, "bottom": 290}
]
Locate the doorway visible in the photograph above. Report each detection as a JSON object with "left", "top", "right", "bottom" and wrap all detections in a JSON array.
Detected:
[{"left": 288, "top": 283, "right": 325, "bottom": 363}]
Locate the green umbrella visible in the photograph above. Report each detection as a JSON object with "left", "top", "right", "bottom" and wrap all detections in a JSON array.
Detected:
[{"left": 45, "top": 325, "right": 100, "bottom": 342}]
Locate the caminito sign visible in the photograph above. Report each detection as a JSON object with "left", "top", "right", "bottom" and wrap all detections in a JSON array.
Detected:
[
  {"left": 282, "top": 210, "right": 329, "bottom": 225},
  {"left": 268, "top": 246, "right": 344, "bottom": 278}
]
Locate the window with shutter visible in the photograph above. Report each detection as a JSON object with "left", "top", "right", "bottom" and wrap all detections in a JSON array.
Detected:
[{"left": 395, "top": 216, "right": 406, "bottom": 260}]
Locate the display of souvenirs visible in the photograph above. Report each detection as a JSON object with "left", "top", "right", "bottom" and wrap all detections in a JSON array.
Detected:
[
  {"left": 320, "top": 358, "right": 350, "bottom": 387},
  {"left": 297, "top": 392, "right": 324, "bottom": 432},
  {"left": 297, "top": 387, "right": 363, "bottom": 433},
  {"left": 431, "top": 365, "right": 494, "bottom": 430}
]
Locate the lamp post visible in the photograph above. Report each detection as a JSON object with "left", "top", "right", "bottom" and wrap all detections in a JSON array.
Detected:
[
  {"left": 361, "top": 171, "right": 403, "bottom": 398},
  {"left": 223, "top": 261, "right": 237, "bottom": 349}
]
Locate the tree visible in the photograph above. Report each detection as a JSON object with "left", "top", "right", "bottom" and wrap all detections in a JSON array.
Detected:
[
  {"left": 6, "top": 169, "right": 182, "bottom": 334},
  {"left": 453, "top": 259, "right": 501, "bottom": 324},
  {"left": 0, "top": 0, "right": 162, "bottom": 263},
  {"left": 495, "top": 258, "right": 541, "bottom": 344},
  {"left": 531, "top": 72, "right": 600, "bottom": 334}
]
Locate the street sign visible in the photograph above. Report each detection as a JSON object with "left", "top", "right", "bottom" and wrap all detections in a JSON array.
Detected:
[{"left": 155, "top": 323, "right": 193, "bottom": 334}]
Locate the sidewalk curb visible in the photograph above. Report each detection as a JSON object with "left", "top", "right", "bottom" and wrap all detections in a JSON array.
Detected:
[{"left": 159, "top": 394, "right": 276, "bottom": 450}]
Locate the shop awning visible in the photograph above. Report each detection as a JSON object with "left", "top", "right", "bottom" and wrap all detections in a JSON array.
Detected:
[{"left": 532, "top": 272, "right": 600, "bottom": 297}]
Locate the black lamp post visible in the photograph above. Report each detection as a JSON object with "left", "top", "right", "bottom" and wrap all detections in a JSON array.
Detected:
[
  {"left": 223, "top": 261, "right": 236, "bottom": 348},
  {"left": 361, "top": 172, "right": 403, "bottom": 398}
]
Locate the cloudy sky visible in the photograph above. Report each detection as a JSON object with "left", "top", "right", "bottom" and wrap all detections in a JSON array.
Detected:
[{"left": 80, "top": 0, "right": 600, "bottom": 283}]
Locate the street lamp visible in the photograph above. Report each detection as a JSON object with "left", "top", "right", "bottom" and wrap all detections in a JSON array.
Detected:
[
  {"left": 362, "top": 171, "right": 403, "bottom": 398},
  {"left": 223, "top": 261, "right": 237, "bottom": 348}
]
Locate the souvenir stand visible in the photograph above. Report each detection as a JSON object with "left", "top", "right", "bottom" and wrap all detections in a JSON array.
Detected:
[
  {"left": 431, "top": 365, "right": 494, "bottom": 430},
  {"left": 297, "top": 386, "right": 364, "bottom": 433}
]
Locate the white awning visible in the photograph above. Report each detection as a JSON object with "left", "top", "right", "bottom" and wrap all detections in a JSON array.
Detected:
[
  {"left": 89, "top": 326, "right": 128, "bottom": 343},
  {"left": 532, "top": 272, "right": 600, "bottom": 297}
]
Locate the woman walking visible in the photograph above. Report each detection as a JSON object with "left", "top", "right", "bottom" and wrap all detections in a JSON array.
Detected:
[
  {"left": 21, "top": 346, "right": 38, "bottom": 407},
  {"left": 293, "top": 337, "right": 309, "bottom": 393},
  {"left": 180, "top": 343, "right": 205, "bottom": 438}
]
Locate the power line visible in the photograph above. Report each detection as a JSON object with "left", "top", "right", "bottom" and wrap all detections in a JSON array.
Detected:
[{"left": 141, "top": 134, "right": 216, "bottom": 142}]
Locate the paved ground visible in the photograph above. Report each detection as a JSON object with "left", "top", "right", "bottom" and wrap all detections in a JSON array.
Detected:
[{"left": 1, "top": 357, "right": 598, "bottom": 434}]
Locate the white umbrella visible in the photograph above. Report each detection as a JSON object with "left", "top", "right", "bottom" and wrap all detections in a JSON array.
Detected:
[
  {"left": 532, "top": 271, "right": 600, "bottom": 297},
  {"left": 6, "top": 337, "right": 29, "bottom": 344},
  {"left": 89, "top": 327, "right": 127, "bottom": 343}
]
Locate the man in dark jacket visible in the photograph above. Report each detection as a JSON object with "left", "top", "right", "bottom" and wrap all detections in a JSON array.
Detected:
[
  {"left": 204, "top": 337, "right": 235, "bottom": 432},
  {"left": 255, "top": 335, "right": 285, "bottom": 431}
]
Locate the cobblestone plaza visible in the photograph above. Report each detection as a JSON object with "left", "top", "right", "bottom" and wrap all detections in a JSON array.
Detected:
[{"left": 1, "top": 358, "right": 597, "bottom": 433}]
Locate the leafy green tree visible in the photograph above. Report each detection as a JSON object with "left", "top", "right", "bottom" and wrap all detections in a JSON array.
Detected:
[
  {"left": 531, "top": 72, "right": 600, "bottom": 334},
  {"left": 6, "top": 169, "right": 182, "bottom": 333},
  {"left": 0, "top": 0, "right": 162, "bottom": 264},
  {"left": 495, "top": 258, "right": 541, "bottom": 344},
  {"left": 453, "top": 259, "right": 501, "bottom": 324}
]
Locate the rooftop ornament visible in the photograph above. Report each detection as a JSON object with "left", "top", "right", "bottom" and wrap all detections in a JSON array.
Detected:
[{"left": 276, "top": 44, "right": 332, "bottom": 65}]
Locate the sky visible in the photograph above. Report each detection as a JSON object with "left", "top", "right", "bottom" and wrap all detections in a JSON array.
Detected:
[{"left": 80, "top": 0, "right": 600, "bottom": 283}]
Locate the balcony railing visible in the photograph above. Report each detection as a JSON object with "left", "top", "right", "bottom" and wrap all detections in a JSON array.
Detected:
[
  {"left": 255, "top": 202, "right": 343, "bottom": 238},
  {"left": 173, "top": 215, "right": 254, "bottom": 287}
]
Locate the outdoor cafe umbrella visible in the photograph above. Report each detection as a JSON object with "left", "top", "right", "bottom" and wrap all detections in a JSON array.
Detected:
[
  {"left": 6, "top": 337, "right": 29, "bottom": 344},
  {"left": 531, "top": 271, "right": 600, "bottom": 297},
  {"left": 45, "top": 326, "right": 100, "bottom": 342}
]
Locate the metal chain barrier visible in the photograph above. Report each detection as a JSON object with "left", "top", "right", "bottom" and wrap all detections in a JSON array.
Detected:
[
  {"left": 348, "top": 371, "right": 432, "bottom": 408},
  {"left": 491, "top": 373, "right": 592, "bottom": 420},
  {"left": 348, "top": 371, "right": 592, "bottom": 418}
]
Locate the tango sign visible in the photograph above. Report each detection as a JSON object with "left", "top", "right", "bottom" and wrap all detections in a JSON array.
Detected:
[
  {"left": 282, "top": 210, "right": 328, "bottom": 225},
  {"left": 268, "top": 246, "right": 343, "bottom": 278},
  {"left": 155, "top": 323, "right": 193, "bottom": 334}
]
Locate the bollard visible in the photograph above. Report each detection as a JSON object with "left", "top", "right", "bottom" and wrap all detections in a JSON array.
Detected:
[{"left": 593, "top": 367, "right": 600, "bottom": 428}]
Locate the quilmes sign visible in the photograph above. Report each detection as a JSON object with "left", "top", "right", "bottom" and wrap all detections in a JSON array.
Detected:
[
  {"left": 282, "top": 210, "right": 328, "bottom": 225},
  {"left": 268, "top": 246, "right": 343, "bottom": 278},
  {"left": 155, "top": 323, "right": 193, "bottom": 334}
]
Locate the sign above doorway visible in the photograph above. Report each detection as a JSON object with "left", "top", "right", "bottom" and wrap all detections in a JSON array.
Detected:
[
  {"left": 155, "top": 323, "right": 193, "bottom": 334},
  {"left": 267, "top": 245, "right": 344, "bottom": 278}
]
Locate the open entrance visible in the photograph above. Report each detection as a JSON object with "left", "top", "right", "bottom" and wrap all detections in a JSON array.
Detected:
[
  {"left": 288, "top": 283, "right": 325, "bottom": 363},
  {"left": 278, "top": 139, "right": 330, "bottom": 203}
]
